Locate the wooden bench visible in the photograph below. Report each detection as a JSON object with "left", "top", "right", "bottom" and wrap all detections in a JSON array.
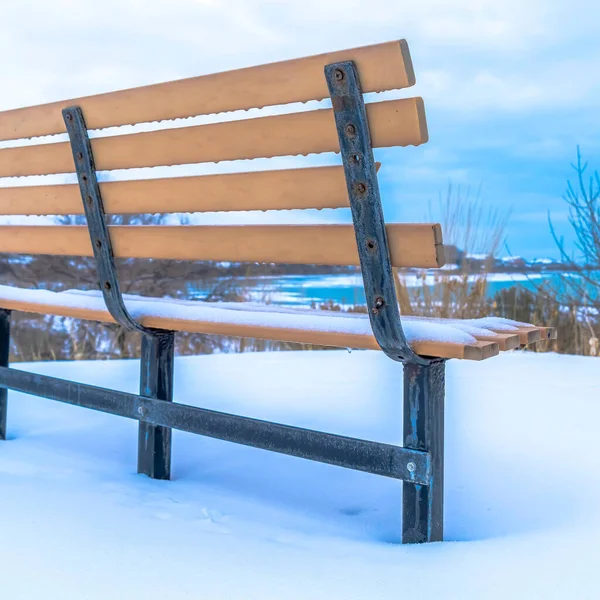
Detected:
[{"left": 0, "top": 40, "right": 553, "bottom": 543}]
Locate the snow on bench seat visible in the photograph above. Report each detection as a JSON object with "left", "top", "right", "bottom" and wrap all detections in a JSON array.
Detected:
[{"left": 0, "top": 284, "right": 540, "bottom": 361}]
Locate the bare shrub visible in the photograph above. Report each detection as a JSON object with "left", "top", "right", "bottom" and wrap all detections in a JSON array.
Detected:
[
  {"left": 395, "top": 183, "right": 510, "bottom": 318},
  {"left": 496, "top": 148, "right": 600, "bottom": 355}
]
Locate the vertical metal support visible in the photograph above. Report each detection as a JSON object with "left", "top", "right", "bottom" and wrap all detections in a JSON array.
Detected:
[
  {"left": 64, "top": 105, "right": 177, "bottom": 479},
  {"left": 324, "top": 61, "right": 427, "bottom": 366},
  {"left": 402, "top": 360, "right": 445, "bottom": 543},
  {"left": 325, "top": 60, "right": 444, "bottom": 543},
  {"left": 62, "top": 106, "right": 153, "bottom": 335},
  {"left": 0, "top": 309, "right": 10, "bottom": 440},
  {"left": 138, "top": 331, "right": 175, "bottom": 480}
]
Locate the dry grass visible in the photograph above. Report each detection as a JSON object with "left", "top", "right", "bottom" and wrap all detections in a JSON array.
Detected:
[
  {"left": 394, "top": 183, "right": 510, "bottom": 319},
  {"left": 498, "top": 149, "right": 600, "bottom": 356},
  {"left": 3, "top": 253, "right": 305, "bottom": 363}
]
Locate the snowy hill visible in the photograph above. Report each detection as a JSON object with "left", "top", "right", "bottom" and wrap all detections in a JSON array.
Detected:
[{"left": 1, "top": 351, "right": 598, "bottom": 599}]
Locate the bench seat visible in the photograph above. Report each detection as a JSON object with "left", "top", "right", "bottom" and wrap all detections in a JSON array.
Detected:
[{"left": 0, "top": 285, "right": 551, "bottom": 361}]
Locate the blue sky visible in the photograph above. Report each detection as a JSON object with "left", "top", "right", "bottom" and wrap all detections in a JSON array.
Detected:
[{"left": 0, "top": 0, "right": 598, "bottom": 259}]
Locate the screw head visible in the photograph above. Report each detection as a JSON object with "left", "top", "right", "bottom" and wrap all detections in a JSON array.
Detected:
[
  {"left": 334, "top": 68, "right": 344, "bottom": 81},
  {"left": 345, "top": 124, "right": 356, "bottom": 137},
  {"left": 407, "top": 462, "right": 416, "bottom": 473}
]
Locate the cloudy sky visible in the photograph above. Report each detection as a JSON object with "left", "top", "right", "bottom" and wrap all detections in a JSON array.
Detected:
[{"left": 0, "top": 0, "right": 598, "bottom": 259}]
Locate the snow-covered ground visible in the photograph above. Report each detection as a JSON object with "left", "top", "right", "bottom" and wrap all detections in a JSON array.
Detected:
[{"left": 1, "top": 350, "right": 598, "bottom": 599}]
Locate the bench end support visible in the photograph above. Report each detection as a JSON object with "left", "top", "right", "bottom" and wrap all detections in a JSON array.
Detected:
[
  {"left": 402, "top": 359, "right": 445, "bottom": 543},
  {"left": 0, "top": 309, "right": 10, "bottom": 440},
  {"left": 138, "top": 331, "right": 175, "bottom": 480}
]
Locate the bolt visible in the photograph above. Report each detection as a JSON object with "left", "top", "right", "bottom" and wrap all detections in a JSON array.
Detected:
[
  {"left": 407, "top": 462, "right": 416, "bottom": 473},
  {"left": 345, "top": 124, "right": 356, "bottom": 137},
  {"left": 334, "top": 68, "right": 344, "bottom": 81}
]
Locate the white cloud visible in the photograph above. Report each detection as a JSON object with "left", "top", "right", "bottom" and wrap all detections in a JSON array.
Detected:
[
  {"left": 0, "top": 0, "right": 595, "bottom": 114},
  {"left": 0, "top": 0, "right": 596, "bottom": 254}
]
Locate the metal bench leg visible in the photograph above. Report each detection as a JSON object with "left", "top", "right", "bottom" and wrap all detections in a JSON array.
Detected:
[
  {"left": 402, "top": 360, "right": 445, "bottom": 543},
  {"left": 0, "top": 310, "right": 10, "bottom": 440},
  {"left": 138, "top": 331, "right": 175, "bottom": 479}
]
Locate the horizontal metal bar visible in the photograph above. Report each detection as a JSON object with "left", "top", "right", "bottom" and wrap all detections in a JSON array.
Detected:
[{"left": 0, "top": 366, "right": 430, "bottom": 484}]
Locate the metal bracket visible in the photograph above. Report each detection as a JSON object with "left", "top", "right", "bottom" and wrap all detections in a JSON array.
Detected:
[
  {"left": 62, "top": 106, "right": 155, "bottom": 335},
  {"left": 325, "top": 61, "right": 430, "bottom": 365},
  {"left": 0, "top": 365, "right": 432, "bottom": 485}
]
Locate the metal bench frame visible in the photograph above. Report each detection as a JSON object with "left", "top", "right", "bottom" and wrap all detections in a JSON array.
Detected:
[{"left": 0, "top": 60, "right": 444, "bottom": 544}]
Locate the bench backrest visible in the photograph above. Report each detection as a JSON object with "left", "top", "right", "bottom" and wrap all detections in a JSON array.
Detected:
[{"left": 0, "top": 40, "right": 442, "bottom": 270}]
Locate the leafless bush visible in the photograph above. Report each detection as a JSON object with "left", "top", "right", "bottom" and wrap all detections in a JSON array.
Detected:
[
  {"left": 498, "top": 148, "right": 600, "bottom": 356},
  {"left": 546, "top": 148, "right": 600, "bottom": 308},
  {"left": 395, "top": 183, "right": 509, "bottom": 318}
]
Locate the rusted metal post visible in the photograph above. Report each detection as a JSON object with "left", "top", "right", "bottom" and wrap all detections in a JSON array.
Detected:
[
  {"left": 138, "top": 331, "right": 175, "bottom": 480},
  {"left": 0, "top": 309, "right": 10, "bottom": 440},
  {"left": 324, "top": 60, "right": 428, "bottom": 365},
  {"left": 325, "top": 59, "right": 443, "bottom": 543},
  {"left": 64, "top": 105, "right": 177, "bottom": 478},
  {"left": 402, "top": 360, "right": 445, "bottom": 543}
]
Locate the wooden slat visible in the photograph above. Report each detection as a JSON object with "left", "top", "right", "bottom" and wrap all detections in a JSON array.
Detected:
[
  {"left": 0, "top": 223, "right": 445, "bottom": 268},
  {"left": 0, "top": 165, "right": 376, "bottom": 216},
  {"left": 486, "top": 325, "right": 542, "bottom": 345},
  {"left": 473, "top": 332, "right": 520, "bottom": 351},
  {"left": 448, "top": 340, "right": 498, "bottom": 361},
  {"left": 124, "top": 297, "right": 517, "bottom": 353},
  {"left": 0, "top": 292, "right": 497, "bottom": 361},
  {"left": 513, "top": 327, "right": 542, "bottom": 346},
  {"left": 0, "top": 40, "right": 415, "bottom": 142},
  {"left": 0, "top": 98, "right": 427, "bottom": 178},
  {"left": 401, "top": 316, "right": 522, "bottom": 352},
  {"left": 537, "top": 326, "right": 557, "bottom": 340}
]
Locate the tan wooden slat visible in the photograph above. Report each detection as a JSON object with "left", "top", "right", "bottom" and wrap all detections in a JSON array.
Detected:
[
  {"left": 473, "top": 332, "right": 520, "bottom": 351},
  {"left": 537, "top": 326, "right": 557, "bottom": 340},
  {"left": 0, "top": 223, "right": 445, "bottom": 268},
  {"left": 400, "top": 316, "right": 522, "bottom": 352},
  {"left": 515, "top": 327, "right": 542, "bottom": 346},
  {"left": 0, "top": 40, "right": 415, "bottom": 142},
  {"left": 0, "top": 292, "right": 497, "bottom": 361},
  {"left": 0, "top": 98, "right": 427, "bottom": 178},
  {"left": 486, "top": 325, "right": 542, "bottom": 345},
  {"left": 0, "top": 164, "right": 381, "bottom": 215},
  {"left": 121, "top": 296, "right": 517, "bottom": 352}
]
